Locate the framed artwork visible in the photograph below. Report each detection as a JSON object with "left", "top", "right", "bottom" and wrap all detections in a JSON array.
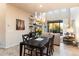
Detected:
[{"left": 16, "top": 19, "right": 25, "bottom": 30}]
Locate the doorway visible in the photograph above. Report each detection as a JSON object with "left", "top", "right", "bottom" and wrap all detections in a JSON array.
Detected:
[{"left": 47, "top": 20, "right": 63, "bottom": 35}]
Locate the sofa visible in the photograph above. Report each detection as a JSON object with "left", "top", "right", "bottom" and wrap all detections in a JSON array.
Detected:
[
  {"left": 41, "top": 32, "right": 60, "bottom": 46},
  {"left": 53, "top": 33, "right": 60, "bottom": 46}
]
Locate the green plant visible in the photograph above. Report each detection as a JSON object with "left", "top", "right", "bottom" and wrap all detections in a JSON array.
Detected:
[{"left": 36, "top": 28, "right": 42, "bottom": 35}]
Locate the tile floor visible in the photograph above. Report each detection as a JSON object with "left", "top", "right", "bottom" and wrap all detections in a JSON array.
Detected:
[
  {"left": 0, "top": 45, "right": 59, "bottom": 56},
  {"left": 0, "top": 43, "right": 79, "bottom": 56},
  {"left": 0, "top": 36, "right": 79, "bottom": 56}
]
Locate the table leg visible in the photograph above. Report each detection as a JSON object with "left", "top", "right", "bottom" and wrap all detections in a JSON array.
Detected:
[
  {"left": 47, "top": 47, "right": 49, "bottom": 56},
  {"left": 20, "top": 43, "right": 23, "bottom": 56},
  {"left": 40, "top": 49, "right": 43, "bottom": 56}
]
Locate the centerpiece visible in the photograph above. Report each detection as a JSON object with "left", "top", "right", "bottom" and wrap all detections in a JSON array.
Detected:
[{"left": 36, "top": 28, "right": 42, "bottom": 37}]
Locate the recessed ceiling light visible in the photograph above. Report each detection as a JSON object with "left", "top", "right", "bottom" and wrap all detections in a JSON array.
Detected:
[{"left": 40, "top": 5, "right": 43, "bottom": 8}]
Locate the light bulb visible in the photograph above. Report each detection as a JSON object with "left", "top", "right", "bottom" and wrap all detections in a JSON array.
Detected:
[{"left": 40, "top": 5, "right": 43, "bottom": 8}]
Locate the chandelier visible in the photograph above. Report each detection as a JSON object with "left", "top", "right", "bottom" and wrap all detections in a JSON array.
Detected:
[{"left": 34, "top": 12, "right": 46, "bottom": 25}]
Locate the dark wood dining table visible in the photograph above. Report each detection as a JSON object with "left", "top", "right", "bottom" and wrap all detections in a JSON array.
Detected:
[{"left": 20, "top": 37, "right": 50, "bottom": 56}]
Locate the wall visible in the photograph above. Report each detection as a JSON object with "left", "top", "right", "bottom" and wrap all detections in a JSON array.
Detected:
[
  {"left": 46, "top": 8, "right": 68, "bottom": 21},
  {"left": 46, "top": 7, "right": 79, "bottom": 47},
  {"left": 45, "top": 8, "right": 70, "bottom": 35},
  {"left": 71, "top": 7, "right": 79, "bottom": 45},
  {"left": 0, "top": 4, "right": 6, "bottom": 48},
  {"left": 5, "top": 4, "right": 30, "bottom": 48},
  {"left": 0, "top": 4, "right": 79, "bottom": 48}
]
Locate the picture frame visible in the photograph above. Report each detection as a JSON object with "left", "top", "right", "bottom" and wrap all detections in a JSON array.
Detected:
[{"left": 16, "top": 19, "right": 25, "bottom": 30}]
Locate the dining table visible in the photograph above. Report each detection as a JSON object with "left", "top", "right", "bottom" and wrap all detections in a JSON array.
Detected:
[{"left": 19, "top": 37, "right": 50, "bottom": 56}]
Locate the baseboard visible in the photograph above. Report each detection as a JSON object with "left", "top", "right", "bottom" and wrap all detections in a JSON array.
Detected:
[
  {"left": 0, "top": 45, "right": 5, "bottom": 48},
  {"left": 5, "top": 42, "right": 20, "bottom": 48}
]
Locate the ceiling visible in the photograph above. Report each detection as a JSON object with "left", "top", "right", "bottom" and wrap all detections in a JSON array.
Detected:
[{"left": 9, "top": 3, "right": 79, "bottom": 14}]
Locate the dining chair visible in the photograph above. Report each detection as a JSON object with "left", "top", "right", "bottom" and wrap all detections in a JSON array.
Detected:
[
  {"left": 35, "top": 37, "right": 50, "bottom": 56},
  {"left": 28, "top": 32, "right": 37, "bottom": 39},
  {"left": 49, "top": 35, "right": 55, "bottom": 55},
  {"left": 22, "top": 34, "right": 34, "bottom": 56}
]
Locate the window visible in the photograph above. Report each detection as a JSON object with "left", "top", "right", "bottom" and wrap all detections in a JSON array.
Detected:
[{"left": 48, "top": 20, "right": 63, "bottom": 34}]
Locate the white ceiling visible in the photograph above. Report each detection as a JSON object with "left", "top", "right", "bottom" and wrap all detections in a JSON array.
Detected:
[{"left": 9, "top": 3, "right": 79, "bottom": 14}]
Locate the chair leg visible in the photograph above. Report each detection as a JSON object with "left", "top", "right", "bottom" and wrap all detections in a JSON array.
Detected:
[
  {"left": 52, "top": 46, "right": 54, "bottom": 55},
  {"left": 47, "top": 47, "right": 49, "bottom": 56},
  {"left": 51, "top": 50, "right": 53, "bottom": 55},
  {"left": 53, "top": 48, "right": 54, "bottom": 52},
  {"left": 36, "top": 48, "right": 38, "bottom": 56},
  {"left": 49, "top": 48, "right": 54, "bottom": 56},
  {"left": 51, "top": 48, "right": 54, "bottom": 55},
  {"left": 23, "top": 47, "right": 25, "bottom": 56},
  {"left": 28, "top": 50, "right": 29, "bottom": 54},
  {"left": 31, "top": 50, "right": 32, "bottom": 56},
  {"left": 52, "top": 46, "right": 54, "bottom": 52}
]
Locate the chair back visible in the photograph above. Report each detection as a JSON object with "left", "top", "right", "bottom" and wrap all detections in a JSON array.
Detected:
[
  {"left": 49, "top": 35, "right": 55, "bottom": 47},
  {"left": 22, "top": 34, "right": 29, "bottom": 42},
  {"left": 28, "top": 32, "right": 36, "bottom": 39}
]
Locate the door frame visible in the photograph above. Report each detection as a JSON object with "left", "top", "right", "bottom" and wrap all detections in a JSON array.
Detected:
[{"left": 47, "top": 20, "right": 63, "bottom": 33}]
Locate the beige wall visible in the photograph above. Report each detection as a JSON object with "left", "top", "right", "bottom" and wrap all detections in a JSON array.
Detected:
[
  {"left": 5, "top": 4, "right": 30, "bottom": 48},
  {"left": 0, "top": 4, "right": 30, "bottom": 48},
  {"left": 0, "top": 4, "right": 6, "bottom": 48}
]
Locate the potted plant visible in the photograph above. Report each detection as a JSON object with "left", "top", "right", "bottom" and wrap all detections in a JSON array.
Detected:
[{"left": 36, "top": 28, "right": 42, "bottom": 37}]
